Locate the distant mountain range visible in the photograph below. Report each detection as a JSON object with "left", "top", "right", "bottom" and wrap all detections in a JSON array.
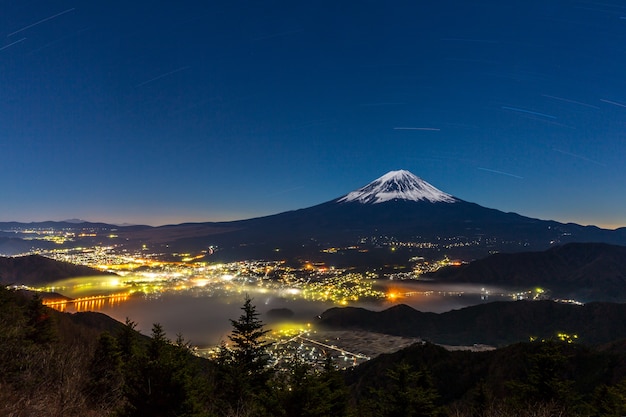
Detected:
[
  {"left": 317, "top": 300, "right": 626, "bottom": 346},
  {"left": 2, "top": 170, "right": 625, "bottom": 263},
  {"left": 0, "top": 254, "right": 115, "bottom": 286},
  {"left": 429, "top": 242, "right": 626, "bottom": 302},
  {"left": 111, "top": 170, "right": 626, "bottom": 262}
]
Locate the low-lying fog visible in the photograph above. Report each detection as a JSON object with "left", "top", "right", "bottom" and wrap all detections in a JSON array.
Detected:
[{"left": 47, "top": 277, "right": 512, "bottom": 347}]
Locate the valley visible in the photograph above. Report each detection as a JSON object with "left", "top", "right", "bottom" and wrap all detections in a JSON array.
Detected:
[
  {"left": 2, "top": 171, "right": 626, "bottom": 416},
  {"left": 2, "top": 171, "right": 625, "bottom": 355}
]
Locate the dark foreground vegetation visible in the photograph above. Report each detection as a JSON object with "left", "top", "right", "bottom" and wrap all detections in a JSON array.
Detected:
[{"left": 2, "top": 286, "right": 626, "bottom": 417}]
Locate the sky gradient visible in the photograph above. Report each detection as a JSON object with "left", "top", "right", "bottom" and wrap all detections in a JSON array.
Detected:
[{"left": 2, "top": 1, "right": 625, "bottom": 228}]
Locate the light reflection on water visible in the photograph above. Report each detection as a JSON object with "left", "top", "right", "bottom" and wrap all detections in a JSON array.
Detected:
[{"left": 49, "top": 279, "right": 511, "bottom": 347}]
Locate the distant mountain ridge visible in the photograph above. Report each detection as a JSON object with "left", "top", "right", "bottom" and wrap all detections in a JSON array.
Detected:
[
  {"left": 0, "top": 254, "right": 116, "bottom": 286},
  {"left": 429, "top": 242, "right": 626, "bottom": 302},
  {"left": 317, "top": 300, "right": 626, "bottom": 346},
  {"left": 1, "top": 170, "right": 625, "bottom": 263},
  {"left": 153, "top": 171, "right": 626, "bottom": 261}
]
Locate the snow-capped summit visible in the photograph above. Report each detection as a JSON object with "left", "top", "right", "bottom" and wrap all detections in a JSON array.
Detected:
[{"left": 338, "top": 170, "right": 457, "bottom": 204}]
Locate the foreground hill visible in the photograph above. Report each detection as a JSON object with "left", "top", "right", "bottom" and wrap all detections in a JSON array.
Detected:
[
  {"left": 0, "top": 286, "right": 153, "bottom": 417},
  {"left": 429, "top": 242, "right": 626, "bottom": 302},
  {"left": 317, "top": 300, "right": 626, "bottom": 346},
  {"left": 0, "top": 254, "right": 115, "bottom": 286},
  {"left": 345, "top": 339, "right": 626, "bottom": 415},
  {"left": 2, "top": 285, "right": 626, "bottom": 416}
]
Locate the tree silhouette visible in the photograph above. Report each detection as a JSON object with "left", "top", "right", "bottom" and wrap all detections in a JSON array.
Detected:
[
  {"left": 119, "top": 323, "right": 200, "bottom": 417},
  {"left": 85, "top": 332, "right": 124, "bottom": 411},
  {"left": 228, "top": 294, "right": 270, "bottom": 375},
  {"left": 507, "top": 341, "right": 575, "bottom": 408},
  {"left": 218, "top": 295, "right": 274, "bottom": 416},
  {"left": 367, "top": 362, "right": 441, "bottom": 417}
]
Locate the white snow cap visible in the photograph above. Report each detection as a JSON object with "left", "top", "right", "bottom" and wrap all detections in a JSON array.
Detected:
[{"left": 338, "top": 170, "right": 457, "bottom": 204}]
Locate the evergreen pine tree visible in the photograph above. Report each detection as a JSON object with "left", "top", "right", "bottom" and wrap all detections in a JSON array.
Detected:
[
  {"left": 85, "top": 332, "right": 124, "bottom": 412},
  {"left": 507, "top": 341, "right": 576, "bottom": 410},
  {"left": 121, "top": 323, "right": 199, "bottom": 417},
  {"left": 228, "top": 294, "right": 270, "bottom": 375},
  {"left": 25, "top": 293, "right": 57, "bottom": 345},
  {"left": 589, "top": 380, "right": 626, "bottom": 417},
  {"left": 367, "top": 362, "right": 441, "bottom": 417},
  {"left": 117, "top": 317, "right": 139, "bottom": 362},
  {"left": 318, "top": 353, "right": 349, "bottom": 417},
  {"left": 219, "top": 295, "right": 273, "bottom": 416}
]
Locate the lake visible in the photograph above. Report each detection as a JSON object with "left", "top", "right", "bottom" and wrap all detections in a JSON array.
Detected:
[{"left": 51, "top": 279, "right": 512, "bottom": 347}]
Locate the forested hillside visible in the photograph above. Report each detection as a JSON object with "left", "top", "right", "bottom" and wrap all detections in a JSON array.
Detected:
[{"left": 2, "top": 287, "right": 626, "bottom": 416}]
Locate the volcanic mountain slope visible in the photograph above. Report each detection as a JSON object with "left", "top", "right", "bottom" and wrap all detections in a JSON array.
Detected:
[
  {"left": 338, "top": 169, "right": 457, "bottom": 204},
  {"left": 155, "top": 170, "right": 626, "bottom": 260},
  {"left": 3, "top": 171, "right": 626, "bottom": 262},
  {"left": 429, "top": 242, "right": 626, "bottom": 302}
]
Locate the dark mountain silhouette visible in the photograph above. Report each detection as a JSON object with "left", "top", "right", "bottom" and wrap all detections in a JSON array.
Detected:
[
  {"left": 0, "top": 237, "right": 51, "bottom": 256},
  {"left": 0, "top": 221, "right": 151, "bottom": 256},
  {"left": 2, "top": 171, "right": 625, "bottom": 263},
  {"left": 317, "top": 300, "right": 626, "bottom": 346},
  {"left": 0, "top": 254, "right": 116, "bottom": 286},
  {"left": 0, "top": 220, "right": 149, "bottom": 230},
  {"left": 345, "top": 340, "right": 626, "bottom": 410},
  {"left": 429, "top": 242, "right": 626, "bottom": 302},
  {"left": 123, "top": 171, "right": 626, "bottom": 263}
]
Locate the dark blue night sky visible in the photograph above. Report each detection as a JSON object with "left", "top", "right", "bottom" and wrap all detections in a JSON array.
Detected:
[{"left": 2, "top": 1, "right": 625, "bottom": 227}]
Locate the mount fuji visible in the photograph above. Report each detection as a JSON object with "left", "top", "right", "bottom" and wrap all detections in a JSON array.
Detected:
[
  {"left": 3, "top": 170, "right": 625, "bottom": 263},
  {"left": 118, "top": 169, "right": 625, "bottom": 263},
  {"left": 337, "top": 170, "right": 457, "bottom": 204}
]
